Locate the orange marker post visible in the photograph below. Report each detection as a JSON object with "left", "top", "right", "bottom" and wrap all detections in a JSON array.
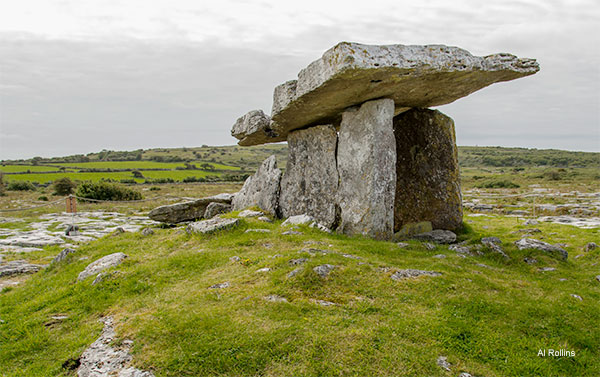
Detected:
[{"left": 66, "top": 195, "right": 77, "bottom": 213}]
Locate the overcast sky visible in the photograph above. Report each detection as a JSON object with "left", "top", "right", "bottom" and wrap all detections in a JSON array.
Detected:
[{"left": 0, "top": 0, "right": 599, "bottom": 160}]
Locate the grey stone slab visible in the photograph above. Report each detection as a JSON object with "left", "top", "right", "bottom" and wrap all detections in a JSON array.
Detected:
[{"left": 232, "top": 156, "right": 282, "bottom": 215}]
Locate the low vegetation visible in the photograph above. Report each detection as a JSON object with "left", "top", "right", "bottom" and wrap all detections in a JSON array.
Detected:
[{"left": 75, "top": 181, "right": 142, "bottom": 202}]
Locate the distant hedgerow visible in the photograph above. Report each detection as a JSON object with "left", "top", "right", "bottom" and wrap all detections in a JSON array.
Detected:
[
  {"left": 76, "top": 181, "right": 142, "bottom": 201},
  {"left": 475, "top": 180, "right": 520, "bottom": 189},
  {"left": 7, "top": 180, "right": 36, "bottom": 191}
]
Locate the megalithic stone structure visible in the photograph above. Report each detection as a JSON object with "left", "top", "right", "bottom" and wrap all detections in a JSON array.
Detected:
[{"left": 230, "top": 42, "right": 539, "bottom": 240}]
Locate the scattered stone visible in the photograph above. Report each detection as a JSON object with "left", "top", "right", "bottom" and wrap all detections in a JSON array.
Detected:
[
  {"left": 523, "top": 257, "right": 538, "bottom": 264},
  {"left": 433, "top": 254, "right": 447, "bottom": 259},
  {"left": 279, "top": 125, "right": 340, "bottom": 228},
  {"left": 518, "top": 228, "right": 541, "bottom": 233},
  {"left": 282, "top": 230, "right": 303, "bottom": 235},
  {"left": 558, "top": 278, "right": 568, "bottom": 281},
  {"left": 203, "top": 202, "right": 232, "bottom": 219},
  {"left": 481, "top": 237, "right": 510, "bottom": 259},
  {"left": 186, "top": 218, "right": 239, "bottom": 234},
  {"left": 209, "top": 282, "right": 230, "bottom": 289},
  {"left": 393, "top": 221, "right": 433, "bottom": 240},
  {"left": 481, "top": 237, "right": 501, "bottom": 245},
  {"left": 262, "top": 243, "right": 273, "bottom": 249},
  {"left": 238, "top": 209, "right": 264, "bottom": 218},
  {"left": 437, "top": 356, "right": 452, "bottom": 372},
  {"left": 77, "top": 316, "right": 155, "bottom": 377},
  {"left": 77, "top": 253, "right": 127, "bottom": 282},
  {"left": 245, "top": 229, "right": 271, "bottom": 233},
  {"left": 337, "top": 98, "right": 396, "bottom": 240},
  {"left": 282, "top": 214, "right": 315, "bottom": 227},
  {"left": 269, "top": 254, "right": 282, "bottom": 259},
  {"left": 229, "top": 256, "right": 241, "bottom": 262},
  {"left": 341, "top": 253, "right": 361, "bottom": 259},
  {"left": 458, "top": 373, "right": 473, "bottom": 377},
  {"left": 394, "top": 109, "right": 462, "bottom": 231},
  {"left": 289, "top": 258, "right": 308, "bottom": 266},
  {"left": 313, "top": 264, "right": 336, "bottom": 278},
  {"left": 231, "top": 156, "right": 282, "bottom": 215},
  {"left": 0, "top": 259, "right": 44, "bottom": 277},
  {"left": 257, "top": 216, "right": 272, "bottom": 223},
  {"left": 595, "top": 275, "right": 600, "bottom": 282},
  {"left": 311, "top": 299, "right": 336, "bottom": 306},
  {"left": 570, "top": 294, "right": 583, "bottom": 301},
  {"left": 148, "top": 193, "right": 234, "bottom": 223},
  {"left": 309, "top": 222, "right": 332, "bottom": 233},
  {"left": 391, "top": 269, "right": 442, "bottom": 280},
  {"left": 52, "top": 248, "right": 76, "bottom": 264},
  {"left": 140, "top": 228, "right": 154, "bottom": 236},
  {"left": 65, "top": 224, "right": 79, "bottom": 236},
  {"left": 287, "top": 267, "right": 303, "bottom": 278},
  {"left": 92, "top": 270, "right": 120, "bottom": 286},
  {"left": 539, "top": 267, "right": 556, "bottom": 272},
  {"left": 476, "top": 263, "right": 491, "bottom": 269},
  {"left": 449, "top": 245, "right": 472, "bottom": 255},
  {"left": 413, "top": 230, "right": 457, "bottom": 244},
  {"left": 424, "top": 243, "right": 437, "bottom": 251},
  {"left": 584, "top": 242, "right": 598, "bottom": 252},
  {"left": 515, "top": 238, "right": 568, "bottom": 260},
  {"left": 264, "top": 294, "right": 288, "bottom": 302},
  {"left": 524, "top": 219, "right": 539, "bottom": 225},
  {"left": 111, "top": 227, "right": 126, "bottom": 237},
  {"left": 396, "top": 242, "right": 409, "bottom": 248},
  {"left": 256, "top": 267, "right": 271, "bottom": 273}
]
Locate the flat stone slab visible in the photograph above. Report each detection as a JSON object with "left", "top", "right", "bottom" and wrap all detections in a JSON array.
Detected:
[
  {"left": 232, "top": 42, "right": 539, "bottom": 145},
  {"left": 0, "top": 259, "right": 45, "bottom": 277},
  {"left": 515, "top": 238, "right": 568, "bottom": 260},
  {"left": 148, "top": 193, "right": 234, "bottom": 223},
  {"left": 186, "top": 217, "right": 239, "bottom": 234},
  {"left": 77, "top": 252, "right": 127, "bottom": 282}
]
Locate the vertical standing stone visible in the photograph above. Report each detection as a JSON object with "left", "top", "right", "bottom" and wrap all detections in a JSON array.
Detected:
[
  {"left": 393, "top": 108, "right": 462, "bottom": 231},
  {"left": 337, "top": 98, "right": 396, "bottom": 240},
  {"left": 232, "top": 155, "right": 282, "bottom": 216},
  {"left": 278, "top": 125, "right": 339, "bottom": 228}
]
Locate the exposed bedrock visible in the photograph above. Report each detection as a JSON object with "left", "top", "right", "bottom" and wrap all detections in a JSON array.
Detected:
[
  {"left": 278, "top": 125, "right": 339, "bottom": 228},
  {"left": 393, "top": 108, "right": 462, "bottom": 231},
  {"left": 232, "top": 42, "right": 539, "bottom": 146},
  {"left": 148, "top": 193, "right": 234, "bottom": 223},
  {"left": 337, "top": 98, "right": 396, "bottom": 240},
  {"left": 231, "top": 155, "right": 282, "bottom": 215}
]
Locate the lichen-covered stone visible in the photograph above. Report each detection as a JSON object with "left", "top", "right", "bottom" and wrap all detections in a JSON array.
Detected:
[
  {"left": 278, "top": 125, "right": 339, "bottom": 228},
  {"left": 77, "top": 253, "right": 127, "bottom": 282},
  {"left": 337, "top": 98, "right": 396, "bottom": 240},
  {"left": 231, "top": 155, "right": 282, "bottom": 215},
  {"left": 232, "top": 42, "right": 539, "bottom": 146},
  {"left": 231, "top": 110, "right": 280, "bottom": 147},
  {"left": 203, "top": 202, "right": 231, "bottom": 219},
  {"left": 186, "top": 218, "right": 239, "bottom": 234},
  {"left": 148, "top": 193, "right": 234, "bottom": 223},
  {"left": 393, "top": 108, "right": 462, "bottom": 231}
]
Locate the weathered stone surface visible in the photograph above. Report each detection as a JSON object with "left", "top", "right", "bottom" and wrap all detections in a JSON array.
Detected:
[
  {"left": 186, "top": 218, "right": 239, "bottom": 234},
  {"left": 393, "top": 108, "right": 462, "bottom": 231},
  {"left": 337, "top": 98, "right": 396, "bottom": 240},
  {"left": 515, "top": 238, "right": 568, "bottom": 260},
  {"left": 231, "top": 110, "right": 278, "bottom": 146},
  {"left": 140, "top": 228, "right": 154, "bottom": 236},
  {"left": 282, "top": 214, "right": 315, "bottom": 227},
  {"left": 238, "top": 210, "right": 264, "bottom": 218},
  {"left": 393, "top": 221, "right": 433, "bottom": 240},
  {"left": 391, "top": 269, "right": 442, "bottom": 280},
  {"left": 0, "top": 259, "right": 44, "bottom": 277},
  {"left": 279, "top": 125, "right": 339, "bottom": 228},
  {"left": 231, "top": 156, "right": 282, "bottom": 215},
  {"left": 52, "top": 248, "right": 76, "bottom": 264},
  {"left": 232, "top": 42, "right": 539, "bottom": 146},
  {"left": 77, "top": 316, "right": 155, "bottom": 377},
  {"left": 203, "top": 202, "right": 232, "bottom": 219},
  {"left": 148, "top": 193, "right": 234, "bottom": 223},
  {"left": 412, "top": 230, "right": 457, "bottom": 244},
  {"left": 77, "top": 253, "right": 127, "bottom": 282},
  {"left": 313, "top": 264, "right": 336, "bottom": 278}
]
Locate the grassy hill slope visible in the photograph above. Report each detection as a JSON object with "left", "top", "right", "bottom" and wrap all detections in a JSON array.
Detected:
[{"left": 1, "top": 213, "right": 599, "bottom": 376}]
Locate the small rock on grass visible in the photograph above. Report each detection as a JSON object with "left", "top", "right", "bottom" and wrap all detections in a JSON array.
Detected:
[
  {"left": 257, "top": 216, "right": 272, "bottom": 223},
  {"left": 264, "top": 294, "right": 287, "bottom": 302},
  {"left": 238, "top": 210, "right": 264, "bottom": 218},
  {"left": 458, "top": 373, "right": 473, "bottom": 377},
  {"left": 437, "top": 356, "right": 451, "bottom": 371},
  {"left": 595, "top": 275, "right": 600, "bottom": 282},
  {"left": 570, "top": 294, "right": 583, "bottom": 301},
  {"left": 230, "top": 256, "right": 241, "bottom": 262},
  {"left": 433, "top": 254, "right": 446, "bottom": 259},
  {"left": 77, "top": 253, "right": 127, "bottom": 282},
  {"left": 524, "top": 257, "right": 538, "bottom": 264},
  {"left": 584, "top": 242, "right": 598, "bottom": 252},
  {"left": 515, "top": 238, "right": 568, "bottom": 260},
  {"left": 413, "top": 230, "right": 457, "bottom": 244},
  {"left": 311, "top": 299, "right": 336, "bottom": 306},
  {"left": 391, "top": 269, "right": 442, "bottom": 280},
  {"left": 424, "top": 243, "right": 437, "bottom": 251},
  {"left": 186, "top": 217, "right": 239, "bottom": 234},
  {"left": 52, "top": 248, "right": 76, "bottom": 264},
  {"left": 282, "top": 230, "right": 303, "bottom": 235},
  {"left": 539, "top": 267, "right": 556, "bottom": 272},
  {"left": 209, "top": 282, "right": 230, "bottom": 289},
  {"left": 141, "top": 228, "right": 154, "bottom": 236},
  {"left": 396, "top": 242, "right": 409, "bottom": 248},
  {"left": 245, "top": 229, "right": 270, "bottom": 233},
  {"left": 313, "top": 264, "right": 335, "bottom": 278},
  {"left": 289, "top": 258, "right": 308, "bottom": 266},
  {"left": 256, "top": 267, "right": 271, "bottom": 273},
  {"left": 287, "top": 267, "right": 303, "bottom": 278}
]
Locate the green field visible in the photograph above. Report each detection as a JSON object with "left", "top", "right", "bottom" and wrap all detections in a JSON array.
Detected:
[{"left": 3, "top": 170, "right": 221, "bottom": 184}]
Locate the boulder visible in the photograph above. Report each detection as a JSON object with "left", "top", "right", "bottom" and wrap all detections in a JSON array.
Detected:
[
  {"left": 148, "top": 193, "right": 234, "bottom": 223},
  {"left": 231, "top": 156, "right": 282, "bottom": 215},
  {"left": 515, "top": 238, "right": 568, "bottom": 260},
  {"left": 77, "top": 253, "right": 127, "bottom": 282},
  {"left": 203, "top": 202, "right": 232, "bottom": 219},
  {"left": 52, "top": 248, "right": 76, "bottom": 264},
  {"left": 337, "top": 98, "right": 396, "bottom": 240},
  {"left": 230, "top": 110, "right": 277, "bottom": 147},
  {"left": 393, "top": 109, "right": 462, "bottom": 231},
  {"left": 232, "top": 42, "right": 539, "bottom": 146},
  {"left": 412, "top": 230, "right": 457, "bottom": 244},
  {"left": 278, "top": 125, "right": 339, "bottom": 228},
  {"left": 186, "top": 217, "right": 239, "bottom": 234}
]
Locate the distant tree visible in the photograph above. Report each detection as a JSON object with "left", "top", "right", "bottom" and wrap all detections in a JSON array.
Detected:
[
  {"left": 53, "top": 177, "right": 77, "bottom": 196},
  {"left": 0, "top": 173, "right": 5, "bottom": 196},
  {"left": 132, "top": 170, "right": 144, "bottom": 178}
]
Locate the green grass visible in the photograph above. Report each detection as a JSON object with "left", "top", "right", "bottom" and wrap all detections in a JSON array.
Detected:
[
  {"left": 1, "top": 214, "right": 599, "bottom": 376},
  {"left": 3, "top": 170, "right": 221, "bottom": 184},
  {"left": 0, "top": 165, "right": 61, "bottom": 173}
]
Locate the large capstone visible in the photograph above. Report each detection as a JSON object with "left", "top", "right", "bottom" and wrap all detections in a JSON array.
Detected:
[
  {"left": 393, "top": 108, "right": 462, "bottom": 231},
  {"left": 232, "top": 42, "right": 539, "bottom": 146},
  {"left": 278, "top": 125, "right": 339, "bottom": 228},
  {"left": 337, "top": 98, "right": 396, "bottom": 240},
  {"left": 148, "top": 193, "right": 234, "bottom": 223},
  {"left": 232, "top": 155, "right": 282, "bottom": 215}
]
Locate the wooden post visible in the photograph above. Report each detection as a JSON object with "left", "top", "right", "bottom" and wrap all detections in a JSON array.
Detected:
[{"left": 66, "top": 195, "right": 77, "bottom": 213}]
